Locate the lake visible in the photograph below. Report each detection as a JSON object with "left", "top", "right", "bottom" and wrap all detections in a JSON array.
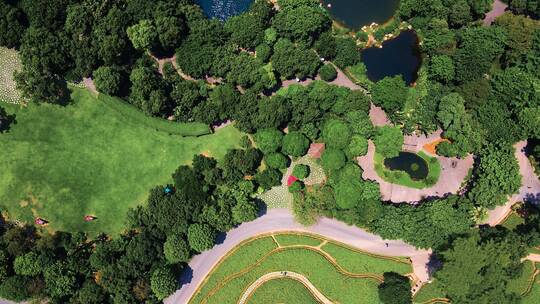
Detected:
[
  {"left": 384, "top": 152, "right": 429, "bottom": 180},
  {"left": 195, "top": 0, "right": 254, "bottom": 21},
  {"left": 360, "top": 30, "right": 421, "bottom": 85},
  {"left": 321, "top": 0, "right": 400, "bottom": 29}
]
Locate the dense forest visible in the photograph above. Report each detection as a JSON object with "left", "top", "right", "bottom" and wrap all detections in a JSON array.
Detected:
[{"left": 0, "top": 0, "right": 539, "bottom": 303}]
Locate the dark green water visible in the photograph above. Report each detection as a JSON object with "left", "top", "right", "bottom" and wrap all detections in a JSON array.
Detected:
[
  {"left": 195, "top": 0, "right": 254, "bottom": 21},
  {"left": 321, "top": 0, "right": 400, "bottom": 29},
  {"left": 360, "top": 30, "right": 421, "bottom": 85},
  {"left": 384, "top": 152, "right": 429, "bottom": 180}
]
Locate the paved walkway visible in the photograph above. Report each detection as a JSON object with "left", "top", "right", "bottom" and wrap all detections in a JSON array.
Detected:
[
  {"left": 484, "top": 0, "right": 508, "bottom": 26},
  {"left": 357, "top": 139, "right": 474, "bottom": 203},
  {"left": 82, "top": 77, "right": 98, "bottom": 95},
  {"left": 238, "top": 271, "right": 333, "bottom": 304},
  {"left": 281, "top": 63, "right": 364, "bottom": 93},
  {"left": 369, "top": 103, "right": 391, "bottom": 127},
  {"left": 486, "top": 141, "right": 540, "bottom": 226},
  {"left": 164, "top": 208, "right": 431, "bottom": 304}
]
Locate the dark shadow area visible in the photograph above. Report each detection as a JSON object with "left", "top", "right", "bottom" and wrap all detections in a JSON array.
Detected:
[
  {"left": 426, "top": 253, "right": 443, "bottom": 278},
  {"left": 215, "top": 231, "right": 227, "bottom": 245},
  {"left": 523, "top": 192, "right": 540, "bottom": 205},
  {"left": 0, "top": 109, "right": 16, "bottom": 133},
  {"left": 178, "top": 265, "right": 194, "bottom": 286}
]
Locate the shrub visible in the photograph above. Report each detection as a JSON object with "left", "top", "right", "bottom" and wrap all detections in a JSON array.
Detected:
[
  {"left": 0, "top": 275, "right": 31, "bottom": 302},
  {"left": 374, "top": 126, "right": 403, "bottom": 158},
  {"left": 187, "top": 223, "right": 216, "bottom": 253},
  {"left": 426, "top": 176, "right": 437, "bottom": 185},
  {"left": 355, "top": 31, "right": 369, "bottom": 41},
  {"left": 14, "top": 252, "right": 41, "bottom": 276},
  {"left": 322, "top": 119, "right": 352, "bottom": 149},
  {"left": 292, "top": 164, "right": 310, "bottom": 179},
  {"left": 378, "top": 272, "right": 412, "bottom": 304},
  {"left": 150, "top": 267, "right": 177, "bottom": 300},
  {"left": 163, "top": 233, "right": 190, "bottom": 264},
  {"left": 254, "top": 128, "right": 283, "bottom": 154},
  {"left": 321, "top": 148, "right": 347, "bottom": 172},
  {"left": 256, "top": 43, "right": 272, "bottom": 62},
  {"left": 256, "top": 169, "right": 283, "bottom": 190},
  {"left": 346, "top": 135, "right": 368, "bottom": 158},
  {"left": 282, "top": 131, "right": 310, "bottom": 157},
  {"left": 289, "top": 181, "right": 304, "bottom": 193},
  {"left": 320, "top": 64, "right": 338, "bottom": 82},
  {"left": 93, "top": 66, "right": 122, "bottom": 96},
  {"left": 265, "top": 153, "right": 289, "bottom": 169}
]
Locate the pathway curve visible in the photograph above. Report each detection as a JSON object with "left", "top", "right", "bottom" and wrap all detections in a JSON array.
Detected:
[
  {"left": 484, "top": 0, "right": 508, "bottom": 26},
  {"left": 238, "top": 271, "right": 333, "bottom": 304},
  {"left": 357, "top": 139, "right": 474, "bottom": 203},
  {"left": 486, "top": 141, "right": 540, "bottom": 226},
  {"left": 164, "top": 208, "right": 431, "bottom": 304},
  {"left": 281, "top": 63, "right": 365, "bottom": 93}
]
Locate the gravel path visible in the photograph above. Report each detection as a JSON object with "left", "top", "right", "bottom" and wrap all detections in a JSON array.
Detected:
[
  {"left": 164, "top": 208, "right": 431, "bottom": 304},
  {"left": 486, "top": 141, "right": 540, "bottom": 226}
]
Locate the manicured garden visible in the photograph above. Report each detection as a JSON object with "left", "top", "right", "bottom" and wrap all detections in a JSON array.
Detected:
[
  {"left": 374, "top": 150, "right": 441, "bottom": 189},
  {"left": 247, "top": 278, "right": 319, "bottom": 303},
  {"left": 189, "top": 232, "right": 413, "bottom": 304},
  {"left": 0, "top": 88, "right": 243, "bottom": 234}
]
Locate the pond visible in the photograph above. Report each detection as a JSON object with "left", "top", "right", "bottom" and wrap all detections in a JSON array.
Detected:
[
  {"left": 384, "top": 152, "right": 429, "bottom": 180},
  {"left": 360, "top": 30, "right": 422, "bottom": 85},
  {"left": 195, "top": 0, "right": 254, "bottom": 21},
  {"left": 321, "top": 0, "right": 400, "bottom": 29}
]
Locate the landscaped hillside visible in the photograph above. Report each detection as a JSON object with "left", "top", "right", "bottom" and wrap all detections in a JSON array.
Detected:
[{"left": 0, "top": 88, "right": 242, "bottom": 234}]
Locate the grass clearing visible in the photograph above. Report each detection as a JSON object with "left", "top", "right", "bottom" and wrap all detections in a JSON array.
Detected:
[
  {"left": 190, "top": 233, "right": 414, "bottom": 304},
  {"left": 0, "top": 47, "right": 22, "bottom": 104},
  {"left": 507, "top": 260, "right": 537, "bottom": 295},
  {"left": 523, "top": 263, "right": 540, "bottom": 304},
  {"left": 413, "top": 279, "right": 446, "bottom": 303},
  {"left": 247, "top": 278, "right": 319, "bottom": 304},
  {"left": 274, "top": 233, "right": 323, "bottom": 247},
  {"left": 374, "top": 150, "right": 441, "bottom": 189},
  {"left": 321, "top": 242, "right": 412, "bottom": 275},
  {"left": 0, "top": 88, "right": 243, "bottom": 234},
  {"left": 501, "top": 212, "right": 525, "bottom": 230}
]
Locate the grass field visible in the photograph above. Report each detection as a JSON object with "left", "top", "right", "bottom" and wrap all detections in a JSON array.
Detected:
[
  {"left": 190, "top": 232, "right": 413, "bottom": 304},
  {"left": 413, "top": 279, "right": 447, "bottom": 304},
  {"left": 0, "top": 88, "right": 243, "bottom": 234},
  {"left": 248, "top": 279, "right": 319, "bottom": 304},
  {"left": 374, "top": 150, "right": 441, "bottom": 189}
]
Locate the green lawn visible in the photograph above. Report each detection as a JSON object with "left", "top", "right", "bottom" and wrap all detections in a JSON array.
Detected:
[
  {"left": 501, "top": 212, "right": 525, "bottom": 230},
  {"left": 374, "top": 150, "right": 441, "bottom": 189},
  {"left": 413, "top": 279, "right": 446, "bottom": 303},
  {"left": 248, "top": 279, "right": 319, "bottom": 304},
  {"left": 190, "top": 233, "right": 414, "bottom": 304},
  {"left": 0, "top": 88, "right": 243, "bottom": 234}
]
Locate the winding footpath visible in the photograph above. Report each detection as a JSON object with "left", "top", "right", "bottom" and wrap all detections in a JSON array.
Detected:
[
  {"left": 486, "top": 141, "right": 540, "bottom": 226},
  {"left": 238, "top": 271, "right": 332, "bottom": 304},
  {"left": 164, "top": 208, "right": 431, "bottom": 304}
]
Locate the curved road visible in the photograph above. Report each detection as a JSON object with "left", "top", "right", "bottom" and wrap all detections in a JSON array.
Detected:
[
  {"left": 164, "top": 208, "right": 431, "bottom": 304},
  {"left": 238, "top": 271, "right": 333, "bottom": 304}
]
